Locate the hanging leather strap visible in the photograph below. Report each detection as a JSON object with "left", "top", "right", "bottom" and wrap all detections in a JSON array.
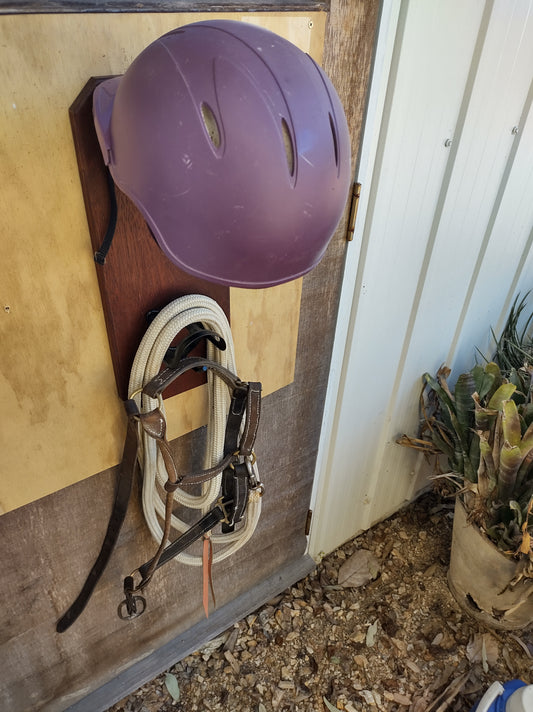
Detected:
[{"left": 56, "top": 399, "right": 140, "bottom": 633}]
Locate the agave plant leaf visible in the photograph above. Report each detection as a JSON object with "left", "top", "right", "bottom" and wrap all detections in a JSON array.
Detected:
[
  {"left": 488, "top": 383, "right": 517, "bottom": 411},
  {"left": 455, "top": 372, "right": 476, "bottom": 432},
  {"left": 477, "top": 433, "right": 496, "bottom": 497},
  {"left": 477, "top": 457, "right": 490, "bottom": 499},
  {"left": 492, "top": 411, "right": 502, "bottom": 473},
  {"left": 436, "top": 399, "right": 458, "bottom": 443},
  {"left": 519, "top": 420, "right": 533, "bottom": 454},
  {"left": 502, "top": 399, "right": 522, "bottom": 447},
  {"left": 498, "top": 443, "right": 523, "bottom": 501},
  {"left": 420, "top": 368, "right": 480, "bottom": 479},
  {"left": 437, "top": 364, "right": 453, "bottom": 390},
  {"left": 395, "top": 434, "right": 441, "bottom": 454},
  {"left": 469, "top": 432, "right": 481, "bottom": 476},
  {"left": 523, "top": 366, "right": 533, "bottom": 402},
  {"left": 521, "top": 403, "right": 533, "bottom": 427},
  {"left": 492, "top": 293, "right": 533, "bottom": 387},
  {"left": 484, "top": 362, "right": 504, "bottom": 401},
  {"left": 426, "top": 426, "right": 456, "bottom": 463},
  {"left": 445, "top": 403, "right": 476, "bottom": 481},
  {"left": 472, "top": 363, "right": 497, "bottom": 401},
  {"left": 423, "top": 371, "right": 455, "bottom": 413},
  {"left": 518, "top": 498, "right": 533, "bottom": 555},
  {"left": 515, "top": 448, "right": 533, "bottom": 493},
  {"left": 420, "top": 372, "right": 465, "bottom": 471},
  {"left": 472, "top": 392, "right": 498, "bottom": 432},
  {"left": 508, "top": 368, "right": 527, "bottom": 403},
  {"left": 509, "top": 500, "right": 523, "bottom": 527}
]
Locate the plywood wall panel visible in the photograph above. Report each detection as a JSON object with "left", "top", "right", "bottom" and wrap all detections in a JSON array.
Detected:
[{"left": 0, "top": 12, "right": 321, "bottom": 513}]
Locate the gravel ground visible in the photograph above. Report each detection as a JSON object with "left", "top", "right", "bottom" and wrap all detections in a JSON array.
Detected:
[{"left": 107, "top": 492, "right": 533, "bottom": 712}]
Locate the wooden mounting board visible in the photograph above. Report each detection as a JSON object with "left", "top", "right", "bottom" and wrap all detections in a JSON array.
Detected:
[{"left": 69, "top": 77, "right": 230, "bottom": 399}]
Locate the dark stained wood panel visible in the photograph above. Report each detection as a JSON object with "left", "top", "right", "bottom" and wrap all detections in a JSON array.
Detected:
[{"left": 69, "top": 78, "right": 230, "bottom": 399}]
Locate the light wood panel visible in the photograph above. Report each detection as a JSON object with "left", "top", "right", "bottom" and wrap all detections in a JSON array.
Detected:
[{"left": 0, "top": 12, "right": 324, "bottom": 513}]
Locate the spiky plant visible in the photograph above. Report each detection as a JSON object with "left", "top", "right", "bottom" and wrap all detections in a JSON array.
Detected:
[
  {"left": 398, "top": 361, "right": 533, "bottom": 578},
  {"left": 483, "top": 292, "right": 533, "bottom": 396}
]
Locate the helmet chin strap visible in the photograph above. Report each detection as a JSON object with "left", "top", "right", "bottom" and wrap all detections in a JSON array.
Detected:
[{"left": 93, "top": 168, "right": 117, "bottom": 265}]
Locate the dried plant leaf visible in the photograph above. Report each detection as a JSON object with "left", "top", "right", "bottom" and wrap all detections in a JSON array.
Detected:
[
  {"left": 466, "top": 633, "right": 499, "bottom": 669},
  {"left": 366, "top": 619, "right": 378, "bottom": 647},
  {"left": 323, "top": 696, "right": 340, "bottom": 711},
  {"left": 164, "top": 672, "right": 180, "bottom": 703},
  {"left": 426, "top": 671, "right": 470, "bottom": 712},
  {"left": 337, "top": 549, "right": 380, "bottom": 588}
]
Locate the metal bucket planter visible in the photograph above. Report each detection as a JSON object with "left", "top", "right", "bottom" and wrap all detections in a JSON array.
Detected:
[{"left": 448, "top": 499, "right": 533, "bottom": 630}]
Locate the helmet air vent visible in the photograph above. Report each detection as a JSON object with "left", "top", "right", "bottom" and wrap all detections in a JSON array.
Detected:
[
  {"left": 281, "top": 118, "right": 295, "bottom": 177},
  {"left": 329, "top": 113, "right": 339, "bottom": 167},
  {"left": 201, "top": 103, "right": 221, "bottom": 149}
]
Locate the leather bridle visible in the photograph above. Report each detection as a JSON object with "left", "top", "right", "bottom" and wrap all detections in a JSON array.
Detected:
[
  {"left": 57, "top": 324, "right": 262, "bottom": 633},
  {"left": 119, "top": 357, "right": 262, "bottom": 620}
]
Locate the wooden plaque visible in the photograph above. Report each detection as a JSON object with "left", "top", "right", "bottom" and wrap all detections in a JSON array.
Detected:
[{"left": 69, "top": 77, "right": 231, "bottom": 399}]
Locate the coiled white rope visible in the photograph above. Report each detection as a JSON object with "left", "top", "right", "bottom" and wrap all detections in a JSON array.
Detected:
[{"left": 128, "top": 294, "right": 261, "bottom": 566}]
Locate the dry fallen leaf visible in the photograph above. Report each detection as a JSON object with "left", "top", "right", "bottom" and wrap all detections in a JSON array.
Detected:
[
  {"left": 337, "top": 549, "right": 380, "bottom": 588},
  {"left": 163, "top": 673, "right": 180, "bottom": 704},
  {"left": 366, "top": 620, "right": 378, "bottom": 647},
  {"left": 323, "top": 696, "right": 340, "bottom": 711},
  {"left": 466, "top": 633, "right": 499, "bottom": 672}
]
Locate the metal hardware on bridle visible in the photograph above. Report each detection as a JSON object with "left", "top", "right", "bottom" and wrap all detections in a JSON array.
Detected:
[
  {"left": 118, "top": 575, "right": 146, "bottom": 620},
  {"left": 56, "top": 295, "right": 262, "bottom": 632}
]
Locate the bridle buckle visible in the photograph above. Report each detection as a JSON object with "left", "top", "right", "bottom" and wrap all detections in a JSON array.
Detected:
[{"left": 118, "top": 573, "right": 147, "bottom": 620}]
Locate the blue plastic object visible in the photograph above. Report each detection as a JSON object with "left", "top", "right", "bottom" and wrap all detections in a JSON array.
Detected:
[{"left": 471, "top": 680, "right": 527, "bottom": 712}]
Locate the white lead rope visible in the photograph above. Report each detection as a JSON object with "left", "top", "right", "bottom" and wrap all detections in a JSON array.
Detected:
[{"left": 127, "top": 294, "right": 261, "bottom": 567}]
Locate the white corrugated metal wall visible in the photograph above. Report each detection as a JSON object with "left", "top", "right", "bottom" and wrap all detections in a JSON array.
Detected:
[{"left": 309, "top": 0, "right": 533, "bottom": 557}]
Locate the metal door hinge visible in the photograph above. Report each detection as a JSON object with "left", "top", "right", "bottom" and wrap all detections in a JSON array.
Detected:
[
  {"left": 346, "top": 182, "right": 361, "bottom": 241},
  {"left": 305, "top": 509, "right": 313, "bottom": 536}
]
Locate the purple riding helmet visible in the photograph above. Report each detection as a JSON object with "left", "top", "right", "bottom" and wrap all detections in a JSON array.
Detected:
[{"left": 93, "top": 20, "right": 351, "bottom": 288}]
